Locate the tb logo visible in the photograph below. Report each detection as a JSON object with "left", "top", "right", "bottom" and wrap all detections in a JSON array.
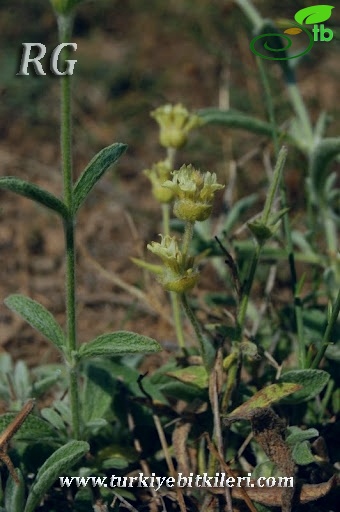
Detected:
[{"left": 250, "top": 5, "right": 334, "bottom": 60}]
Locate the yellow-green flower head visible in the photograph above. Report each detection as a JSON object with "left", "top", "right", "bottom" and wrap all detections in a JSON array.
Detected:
[
  {"left": 147, "top": 235, "right": 186, "bottom": 274},
  {"left": 150, "top": 104, "right": 203, "bottom": 149},
  {"left": 163, "top": 164, "right": 224, "bottom": 222},
  {"left": 50, "top": 0, "right": 83, "bottom": 15},
  {"left": 147, "top": 235, "right": 199, "bottom": 292},
  {"left": 143, "top": 159, "right": 174, "bottom": 203}
]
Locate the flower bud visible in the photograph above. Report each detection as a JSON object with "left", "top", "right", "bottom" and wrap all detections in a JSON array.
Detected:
[
  {"left": 248, "top": 207, "right": 289, "bottom": 245},
  {"left": 247, "top": 221, "right": 274, "bottom": 244},
  {"left": 150, "top": 104, "right": 203, "bottom": 149},
  {"left": 143, "top": 159, "right": 174, "bottom": 204},
  {"left": 161, "top": 269, "right": 200, "bottom": 293}
]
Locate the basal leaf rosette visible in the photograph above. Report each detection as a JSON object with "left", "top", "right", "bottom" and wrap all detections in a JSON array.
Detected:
[
  {"left": 147, "top": 235, "right": 199, "bottom": 293},
  {"left": 163, "top": 164, "right": 224, "bottom": 222},
  {"left": 143, "top": 159, "right": 174, "bottom": 203},
  {"left": 151, "top": 104, "right": 203, "bottom": 149}
]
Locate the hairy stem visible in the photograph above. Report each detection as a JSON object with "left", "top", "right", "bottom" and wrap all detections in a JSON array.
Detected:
[
  {"left": 58, "top": 13, "right": 80, "bottom": 439},
  {"left": 182, "top": 221, "right": 194, "bottom": 258},
  {"left": 162, "top": 150, "right": 186, "bottom": 349}
]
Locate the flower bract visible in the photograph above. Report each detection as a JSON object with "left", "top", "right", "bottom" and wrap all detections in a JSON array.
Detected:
[{"left": 147, "top": 235, "right": 199, "bottom": 292}]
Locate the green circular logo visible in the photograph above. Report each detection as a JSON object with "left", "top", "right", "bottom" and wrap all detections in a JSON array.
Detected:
[{"left": 250, "top": 25, "right": 314, "bottom": 60}]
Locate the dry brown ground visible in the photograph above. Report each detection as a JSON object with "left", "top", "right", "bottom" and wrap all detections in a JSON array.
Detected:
[{"left": 0, "top": 0, "right": 339, "bottom": 369}]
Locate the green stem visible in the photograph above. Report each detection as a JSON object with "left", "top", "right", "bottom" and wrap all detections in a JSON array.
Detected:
[
  {"left": 221, "top": 353, "right": 239, "bottom": 413},
  {"left": 322, "top": 206, "right": 340, "bottom": 293},
  {"left": 295, "top": 290, "right": 306, "bottom": 368},
  {"left": 164, "top": 148, "right": 186, "bottom": 349},
  {"left": 64, "top": 219, "right": 80, "bottom": 438},
  {"left": 58, "top": 13, "right": 80, "bottom": 439},
  {"left": 162, "top": 203, "right": 185, "bottom": 349},
  {"left": 319, "top": 379, "right": 334, "bottom": 421},
  {"left": 181, "top": 293, "right": 202, "bottom": 345},
  {"left": 234, "top": 0, "right": 263, "bottom": 31},
  {"left": 170, "top": 292, "right": 185, "bottom": 350},
  {"left": 181, "top": 293, "right": 211, "bottom": 368},
  {"left": 311, "top": 286, "right": 340, "bottom": 369},
  {"left": 256, "top": 57, "right": 279, "bottom": 154},
  {"left": 167, "top": 147, "right": 176, "bottom": 168},
  {"left": 236, "top": 242, "right": 261, "bottom": 337},
  {"left": 244, "top": 149, "right": 286, "bottom": 338},
  {"left": 279, "top": 178, "right": 305, "bottom": 368},
  {"left": 161, "top": 203, "right": 170, "bottom": 236},
  {"left": 258, "top": 59, "right": 306, "bottom": 368},
  {"left": 182, "top": 221, "right": 194, "bottom": 258},
  {"left": 59, "top": 15, "right": 74, "bottom": 208},
  {"left": 262, "top": 146, "right": 287, "bottom": 224}
]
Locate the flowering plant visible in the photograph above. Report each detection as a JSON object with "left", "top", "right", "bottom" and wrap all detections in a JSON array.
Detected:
[{"left": 151, "top": 103, "right": 203, "bottom": 149}]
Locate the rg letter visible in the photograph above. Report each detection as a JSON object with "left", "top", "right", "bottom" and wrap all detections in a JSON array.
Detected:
[{"left": 17, "top": 43, "right": 77, "bottom": 76}]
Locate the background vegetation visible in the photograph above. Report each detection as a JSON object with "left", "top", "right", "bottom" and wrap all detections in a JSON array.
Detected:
[{"left": 0, "top": 1, "right": 339, "bottom": 511}]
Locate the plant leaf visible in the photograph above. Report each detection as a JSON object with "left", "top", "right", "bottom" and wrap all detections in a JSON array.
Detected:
[
  {"left": 222, "top": 194, "right": 258, "bottom": 234},
  {"left": 5, "top": 469, "right": 25, "bottom": 512},
  {"left": 166, "top": 366, "right": 208, "bottom": 389},
  {"left": 31, "top": 372, "right": 63, "bottom": 397},
  {"left": 78, "top": 331, "right": 162, "bottom": 360},
  {"left": 286, "top": 426, "right": 319, "bottom": 465},
  {"left": 40, "top": 408, "right": 66, "bottom": 432},
  {"left": 4, "top": 294, "right": 66, "bottom": 352},
  {"left": 279, "top": 370, "right": 330, "bottom": 403},
  {"left": 292, "top": 440, "right": 315, "bottom": 465},
  {"left": 157, "top": 377, "right": 207, "bottom": 403},
  {"left": 0, "top": 413, "right": 57, "bottom": 441},
  {"left": 326, "top": 343, "right": 340, "bottom": 362},
  {"left": 24, "top": 441, "right": 89, "bottom": 512},
  {"left": 286, "top": 426, "right": 319, "bottom": 446},
  {"left": 225, "top": 383, "right": 301, "bottom": 420},
  {"left": 73, "top": 142, "right": 127, "bottom": 213},
  {"left": 252, "top": 460, "right": 277, "bottom": 480},
  {"left": 310, "top": 137, "right": 340, "bottom": 200},
  {"left": 130, "top": 257, "right": 163, "bottom": 275},
  {"left": 198, "top": 108, "right": 278, "bottom": 137},
  {"left": 14, "top": 360, "right": 30, "bottom": 401},
  {"left": 82, "top": 364, "right": 113, "bottom": 424},
  {"left": 294, "top": 5, "right": 334, "bottom": 25},
  {"left": 0, "top": 177, "right": 67, "bottom": 218}
]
